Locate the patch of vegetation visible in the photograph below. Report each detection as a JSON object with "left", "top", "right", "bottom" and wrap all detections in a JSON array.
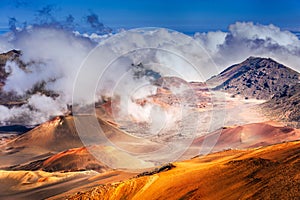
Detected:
[{"left": 136, "top": 163, "right": 175, "bottom": 177}]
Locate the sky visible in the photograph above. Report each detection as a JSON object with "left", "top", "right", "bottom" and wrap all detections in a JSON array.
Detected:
[{"left": 0, "top": 0, "right": 300, "bottom": 33}]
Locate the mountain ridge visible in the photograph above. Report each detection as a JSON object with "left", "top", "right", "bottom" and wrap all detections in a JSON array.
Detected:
[
  {"left": 207, "top": 56, "right": 300, "bottom": 100},
  {"left": 262, "top": 83, "right": 300, "bottom": 127}
]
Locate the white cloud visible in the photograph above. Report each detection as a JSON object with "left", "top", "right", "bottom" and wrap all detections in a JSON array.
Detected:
[
  {"left": 1, "top": 22, "right": 300, "bottom": 125},
  {"left": 194, "top": 22, "right": 300, "bottom": 73}
]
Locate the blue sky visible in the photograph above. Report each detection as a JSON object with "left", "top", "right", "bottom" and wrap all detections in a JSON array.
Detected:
[{"left": 0, "top": 0, "right": 300, "bottom": 33}]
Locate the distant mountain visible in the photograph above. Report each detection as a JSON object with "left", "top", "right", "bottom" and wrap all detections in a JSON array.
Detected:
[
  {"left": 0, "top": 125, "right": 33, "bottom": 134},
  {"left": 208, "top": 57, "right": 300, "bottom": 100},
  {"left": 0, "top": 50, "right": 22, "bottom": 88},
  {"left": 0, "top": 50, "right": 30, "bottom": 107},
  {"left": 262, "top": 83, "right": 300, "bottom": 127},
  {"left": 292, "top": 31, "right": 300, "bottom": 39},
  {"left": 0, "top": 50, "right": 58, "bottom": 109}
]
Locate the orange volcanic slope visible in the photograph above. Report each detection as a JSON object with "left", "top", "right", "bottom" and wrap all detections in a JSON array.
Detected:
[
  {"left": 68, "top": 140, "right": 300, "bottom": 200},
  {"left": 0, "top": 115, "right": 160, "bottom": 168},
  {"left": 192, "top": 121, "right": 300, "bottom": 152},
  {"left": 0, "top": 116, "right": 85, "bottom": 168},
  {"left": 7, "top": 146, "right": 110, "bottom": 173},
  {"left": 41, "top": 147, "right": 109, "bottom": 173}
]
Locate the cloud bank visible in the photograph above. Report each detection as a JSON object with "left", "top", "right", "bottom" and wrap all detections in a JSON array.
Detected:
[
  {"left": 0, "top": 21, "right": 300, "bottom": 125},
  {"left": 194, "top": 22, "right": 300, "bottom": 73}
]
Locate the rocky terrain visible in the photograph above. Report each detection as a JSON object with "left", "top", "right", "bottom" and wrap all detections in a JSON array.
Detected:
[
  {"left": 208, "top": 57, "right": 300, "bottom": 100},
  {"left": 0, "top": 50, "right": 58, "bottom": 109},
  {"left": 0, "top": 50, "right": 26, "bottom": 106},
  {"left": 206, "top": 56, "right": 300, "bottom": 127},
  {"left": 262, "top": 83, "right": 300, "bottom": 127},
  {"left": 0, "top": 50, "right": 23, "bottom": 85},
  {"left": 0, "top": 52, "right": 300, "bottom": 199}
]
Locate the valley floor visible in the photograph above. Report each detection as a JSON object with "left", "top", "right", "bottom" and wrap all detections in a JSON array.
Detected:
[{"left": 0, "top": 92, "right": 298, "bottom": 200}]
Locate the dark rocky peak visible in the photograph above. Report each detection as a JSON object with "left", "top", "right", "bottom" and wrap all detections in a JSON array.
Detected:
[{"left": 208, "top": 57, "right": 300, "bottom": 100}]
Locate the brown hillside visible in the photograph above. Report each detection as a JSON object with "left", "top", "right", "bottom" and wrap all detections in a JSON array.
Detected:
[
  {"left": 262, "top": 83, "right": 300, "bottom": 127},
  {"left": 208, "top": 57, "right": 299, "bottom": 100},
  {"left": 68, "top": 140, "right": 300, "bottom": 200}
]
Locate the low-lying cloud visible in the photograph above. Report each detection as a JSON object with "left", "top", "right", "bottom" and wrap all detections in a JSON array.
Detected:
[{"left": 0, "top": 21, "right": 300, "bottom": 125}]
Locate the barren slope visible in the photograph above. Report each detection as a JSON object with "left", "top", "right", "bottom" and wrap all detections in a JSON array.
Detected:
[
  {"left": 208, "top": 57, "right": 299, "bottom": 100},
  {"left": 191, "top": 121, "right": 300, "bottom": 153},
  {"left": 262, "top": 83, "right": 300, "bottom": 127},
  {"left": 0, "top": 169, "right": 137, "bottom": 200},
  {"left": 68, "top": 140, "right": 300, "bottom": 200},
  {"left": 7, "top": 146, "right": 110, "bottom": 173},
  {"left": 0, "top": 115, "right": 160, "bottom": 169}
]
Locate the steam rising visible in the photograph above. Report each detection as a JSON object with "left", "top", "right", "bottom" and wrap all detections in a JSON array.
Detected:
[
  {"left": 0, "top": 26, "right": 97, "bottom": 124},
  {"left": 0, "top": 20, "right": 300, "bottom": 125}
]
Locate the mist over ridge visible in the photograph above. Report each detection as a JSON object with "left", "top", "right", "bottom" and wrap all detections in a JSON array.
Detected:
[{"left": 0, "top": 7, "right": 300, "bottom": 125}]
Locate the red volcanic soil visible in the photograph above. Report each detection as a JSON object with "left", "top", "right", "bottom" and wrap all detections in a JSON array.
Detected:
[
  {"left": 41, "top": 147, "right": 109, "bottom": 172},
  {"left": 2, "top": 116, "right": 83, "bottom": 152},
  {"left": 0, "top": 115, "right": 160, "bottom": 168},
  {"left": 131, "top": 76, "right": 212, "bottom": 111},
  {"left": 0, "top": 116, "right": 84, "bottom": 168},
  {"left": 192, "top": 121, "right": 300, "bottom": 152}
]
